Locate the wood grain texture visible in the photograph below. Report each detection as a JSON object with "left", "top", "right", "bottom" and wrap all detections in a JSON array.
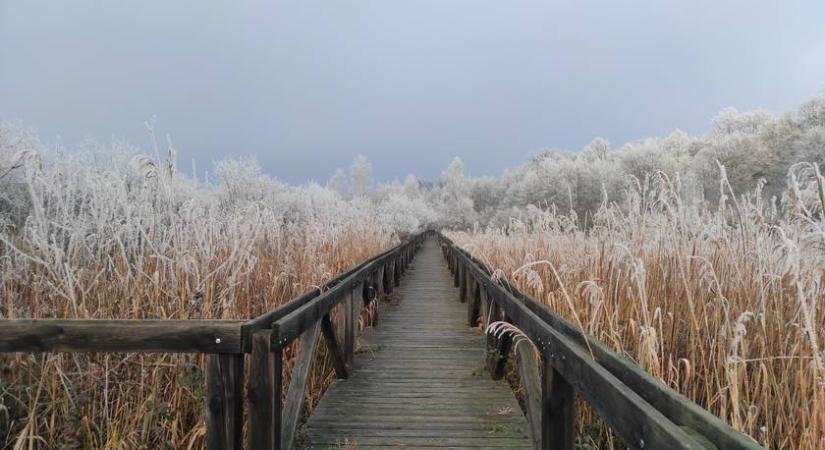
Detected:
[
  {"left": 281, "top": 323, "right": 322, "bottom": 450},
  {"left": 248, "top": 331, "right": 278, "bottom": 450},
  {"left": 206, "top": 353, "right": 244, "bottom": 450},
  {"left": 516, "top": 341, "right": 542, "bottom": 450},
  {"left": 303, "top": 238, "right": 530, "bottom": 449},
  {"left": 0, "top": 320, "right": 244, "bottom": 353},
  {"left": 541, "top": 355, "right": 575, "bottom": 450}
]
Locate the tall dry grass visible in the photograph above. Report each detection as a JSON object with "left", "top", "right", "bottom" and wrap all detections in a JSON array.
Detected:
[
  {"left": 448, "top": 164, "right": 825, "bottom": 449},
  {"left": 0, "top": 147, "right": 396, "bottom": 448}
]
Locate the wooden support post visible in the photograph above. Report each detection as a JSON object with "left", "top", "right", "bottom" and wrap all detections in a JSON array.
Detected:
[
  {"left": 453, "top": 257, "right": 460, "bottom": 287},
  {"left": 394, "top": 259, "right": 401, "bottom": 287},
  {"left": 280, "top": 323, "right": 322, "bottom": 450},
  {"left": 321, "top": 313, "right": 349, "bottom": 379},
  {"left": 361, "top": 282, "right": 371, "bottom": 307},
  {"left": 206, "top": 353, "right": 243, "bottom": 450},
  {"left": 459, "top": 266, "right": 467, "bottom": 303},
  {"left": 375, "top": 269, "right": 385, "bottom": 300},
  {"left": 385, "top": 263, "right": 394, "bottom": 294},
  {"left": 371, "top": 288, "right": 380, "bottom": 327},
  {"left": 273, "top": 344, "right": 284, "bottom": 450},
  {"left": 487, "top": 331, "right": 512, "bottom": 380},
  {"left": 371, "top": 271, "right": 382, "bottom": 325},
  {"left": 247, "top": 331, "right": 282, "bottom": 450},
  {"left": 485, "top": 302, "right": 512, "bottom": 380},
  {"left": 353, "top": 286, "right": 361, "bottom": 345},
  {"left": 345, "top": 289, "right": 356, "bottom": 367},
  {"left": 541, "top": 353, "right": 576, "bottom": 450},
  {"left": 516, "top": 342, "right": 542, "bottom": 449},
  {"left": 479, "top": 288, "right": 490, "bottom": 332},
  {"left": 467, "top": 280, "right": 481, "bottom": 327}
]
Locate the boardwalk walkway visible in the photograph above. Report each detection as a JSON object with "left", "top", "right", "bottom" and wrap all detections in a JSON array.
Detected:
[{"left": 303, "top": 238, "right": 530, "bottom": 449}]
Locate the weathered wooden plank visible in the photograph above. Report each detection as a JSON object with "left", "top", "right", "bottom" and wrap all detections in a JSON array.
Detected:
[
  {"left": 0, "top": 320, "right": 243, "bottom": 353},
  {"left": 281, "top": 322, "right": 321, "bottom": 450},
  {"left": 205, "top": 353, "right": 243, "bottom": 450},
  {"left": 308, "top": 436, "right": 532, "bottom": 447}
]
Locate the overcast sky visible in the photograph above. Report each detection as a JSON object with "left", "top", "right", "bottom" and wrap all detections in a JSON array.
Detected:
[{"left": 2, "top": 1, "right": 824, "bottom": 183}]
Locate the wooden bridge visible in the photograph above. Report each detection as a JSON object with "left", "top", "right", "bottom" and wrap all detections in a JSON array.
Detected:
[
  {"left": 304, "top": 237, "right": 530, "bottom": 448},
  {"left": 0, "top": 232, "right": 764, "bottom": 450}
]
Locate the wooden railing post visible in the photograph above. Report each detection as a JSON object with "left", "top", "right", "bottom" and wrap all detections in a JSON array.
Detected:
[
  {"left": 385, "top": 262, "right": 394, "bottom": 294},
  {"left": 459, "top": 266, "right": 467, "bottom": 303},
  {"left": 345, "top": 288, "right": 357, "bottom": 367},
  {"left": 467, "top": 280, "right": 481, "bottom": 327},
  {"left": 375, "top": 269, "right": 385, "bottom": 300},
  {"left": 541, "top": 353, "right": 576, "bottom": 450},
  {"left": 372, "top": 282, "right": 380, "bottom": 325},
  {"left": 453, "top": 255, "right": 460, "bottom": 287},
  {"left": 206, "top": 353, "right": 243, "bottom": 450},
  {"left": 516, "top": 343, "right": 542, "bottom": 449},
  {"left": 485, "top": 302, "right": 512, "bottom": 380},
  {"left": 248, "top": 330, "right": 282, "bottom": 450}
]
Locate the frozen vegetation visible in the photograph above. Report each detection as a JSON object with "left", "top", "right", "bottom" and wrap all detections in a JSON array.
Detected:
[{"left": 0, "top": 94, "right": 823, "bottom": 448}]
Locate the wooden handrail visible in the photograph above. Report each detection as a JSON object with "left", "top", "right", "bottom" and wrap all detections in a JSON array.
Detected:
[
  {"left": 0, "top": 319, "right": 245, "bottom": 353},
  {"left": 240, "top": 239, "right": 406, "bottom": 347},
  {"left": 438, "top": 232, "right": 763, "bottom": 450}
]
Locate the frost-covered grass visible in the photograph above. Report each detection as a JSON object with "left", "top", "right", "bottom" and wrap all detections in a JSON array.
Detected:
[
  {"left": 2, "top": 93, "right": 824, "bottom": 448},
  {"left": 0, "top": 133, "right": 402, "bottom": 448},
  {"left": 447, "top": 167, "right": 825, "bottom": 449}
]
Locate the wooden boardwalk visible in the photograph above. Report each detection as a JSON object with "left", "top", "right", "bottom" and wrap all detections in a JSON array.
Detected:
[{"left": 303, "top": 238, "right": 530, "bottom": 449}]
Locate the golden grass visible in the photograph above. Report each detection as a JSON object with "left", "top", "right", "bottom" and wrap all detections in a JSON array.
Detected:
[
  {"left": 0, "top": 218, "right": 393, "bottom": 448},
  {"left": 447, "top": 170, "right": 825, "bottom": 449}
]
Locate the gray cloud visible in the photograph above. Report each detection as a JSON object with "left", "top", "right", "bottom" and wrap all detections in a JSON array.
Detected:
[{"left": 2, "top": 0, "right": 824, "bottom": 183}]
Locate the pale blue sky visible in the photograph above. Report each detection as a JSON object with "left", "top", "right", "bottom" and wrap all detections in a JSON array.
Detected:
[{"left": 1, "top": 0, "right": 824, "bottom": 183}]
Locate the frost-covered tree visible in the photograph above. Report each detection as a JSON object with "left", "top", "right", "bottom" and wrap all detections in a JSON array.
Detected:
[
  {"left": 0, "top": 122, "right": 40, "bottom": 226},
  {"left": 581, "top": 137, "right": 611, "bottom": 162},
  {"left": 327, "top": 168, "right": 348, "bottom": 196},
  {"left": 349, "top": 154, "right": 372, "bottom": 198},
  {"left": 435, "top": 157, "right": 478, "bottom": 227},
  {"left": 403, "top": 174, "right": 421, "bottom": 198}
]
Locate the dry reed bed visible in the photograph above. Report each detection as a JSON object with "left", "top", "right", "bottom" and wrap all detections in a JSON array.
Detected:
[
  {"left": 0, "top": 155, "right": 396, "bottom": 448},
  {"left": 448, "top": 169, "right": 824, "bottom": 449},
  {"left": 1, "top": 224, "right": 392, "bottom": 449}
]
